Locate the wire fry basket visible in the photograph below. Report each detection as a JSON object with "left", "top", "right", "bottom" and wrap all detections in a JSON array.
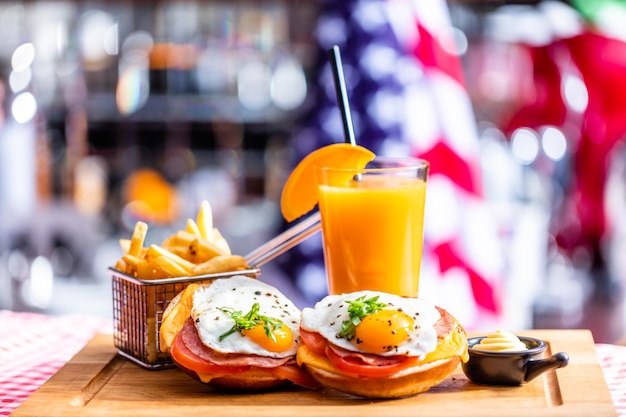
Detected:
[{"left": 110, "top": 267, "right": 260, "bottom": 369}]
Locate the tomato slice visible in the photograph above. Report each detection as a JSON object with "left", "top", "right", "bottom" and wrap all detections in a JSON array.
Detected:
[
  {"left": 325, "top": 345, "right": 420, "bottom": 378},
  {"left": 299, "top": 329, "right": 327, "bottom": 356},
  {"left": 263, "top": 365, "right": 321, "bottom": 389},
  {"left": 171, "top": 331, "right": 318, "bottom": 388},
  {"left": 170, "top": 331, "right": 250, "bottom": 375},
  {"left": 301, "top": 329, "right": 421, "bottom": 378}
]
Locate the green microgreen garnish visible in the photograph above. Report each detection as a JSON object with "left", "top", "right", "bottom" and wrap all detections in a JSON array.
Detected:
[
  {"left": 219, "top": 302, "right": 283, "bottom": 342},
  {"left": 337, "top": 295, "right": 387, "bottom": 340}
]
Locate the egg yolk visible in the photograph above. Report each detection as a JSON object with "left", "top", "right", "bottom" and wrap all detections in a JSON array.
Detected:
[
  {"left": 242, "top": 323, "right": 294, "bottom": 353},
  {"left": 353, "top": 310, "right": 414, "bottom": 354}
]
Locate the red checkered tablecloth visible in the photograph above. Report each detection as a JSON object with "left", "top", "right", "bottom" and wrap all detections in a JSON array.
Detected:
[
  {"left": 0, "top": 310, "right": 112, "bottom": 416},
  {"left": 597, "top": 343, "right": 626, "bottom": 415},
  {"left": 1, "top": 310, "right": 625, "bottom": 416}
]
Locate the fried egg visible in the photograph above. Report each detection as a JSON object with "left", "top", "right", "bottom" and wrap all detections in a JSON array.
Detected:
[
  {"left": 192, "top": 275, "right": 300, "bottom": 358},
  {"left": 301, "top": 291, "right": 441, "bottom": 358}
]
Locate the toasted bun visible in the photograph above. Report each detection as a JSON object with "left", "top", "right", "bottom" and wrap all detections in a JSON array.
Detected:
[
  {"left": 297, "top": 302, "right": 468, "bottom": 398},
  {"left": 161, "top": 276, "right": 306, "bottom": 392},
  {"left": 207, "top": 374, "right": 290, "bottom": 391},
  {"left": 302, "top": 354, "right": 461, "bottom": 398},
  {"left": 175, "top": 360, "right": 290, "bottom": 391},
  {"left": 162, "top": 288, "right": 184, "bottom": 320}
]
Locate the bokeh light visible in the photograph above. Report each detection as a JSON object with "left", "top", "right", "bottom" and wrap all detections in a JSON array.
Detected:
[
  {"left": 11, "top": 43, "right": 35, "bottom": 72},
  {"left": 511, "top": 128, "right": 539, "bottom": 165},
  {"left": 270, "top": 57, "right": 307, "bottom": 111},
  {"left": 121, "top": 30, "right": 154, "bottom": 55},
  {"left": 541, "top": 126, "right": 568, "bottom": 161},
  {"left": 11, "top": 92, "right": 37, "bottom": 124},
  {"left": 562, "top": 73, "right": 588, "bottom": 113},
  {"left": 25, "top": 256, "right": 54, "bottom": 309},
  {"left": 116, "top": 56, "right": 149, "bottom": 116},
  {"left": 116, "top": 31, "right": 153, "bottom": 116},
  {"left": 8, "top": 67, "right": 31, "bottom": 93},
  {"left": 237, "top": 60, "right": 271, "bottom": 111},
  {"left": 78, "top": 10, "right": 117, "bottom": 69}
]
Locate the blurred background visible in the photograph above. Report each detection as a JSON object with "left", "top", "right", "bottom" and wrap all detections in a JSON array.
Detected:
[{"left": 1, "top": 0, "right": 626, "bottom": 344}]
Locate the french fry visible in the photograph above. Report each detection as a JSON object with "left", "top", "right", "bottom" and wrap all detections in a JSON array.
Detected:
[
  {"left": 119, "top": 239, "right": 131, "bottom": 254},
  {"left": 114, "top": 258, "right": 128, "bottom": 274},
  {"left": 128, "top": 221, "right": 148, "bottom": 257},
  {"left": 211, "top": 228, "right": 231, "bottom": 255},
  {"left": 161, "top": 230, "right": 197, "bottom": 248},
  {"left": 191, "top": 255, "right": 249, "bottom": 276},
  {"left": 186, "top": 218, "right": 202, "bottom": 237},
  {"left": 153, "top": 255, "right": 189, "bottom": 277},
  {"left": 196, "top": 200, "right": 214, "bottom": 241},
  {"left": 146, "top": 244, "right": 195, "bottom": 275},
  {"left": 122, "top": 254, "right": 144, "bottom": 268},
  {"left": 136, "top": 260, "right": 165, "bottom": 280},
  {"left": 160, "top": 231, "right": 196, "bottom": 262},
  {"left": 114, "top": 200, "right": 248, "bottom": 282},
  {"left": 162, "top": 244, "right": 189, "bottom": 260},
  {"left": 122, "top": 254, "right": 145, "bottom": 277},
  {"left": 186, "top": 237, "right": 228, "bottom": 264}
]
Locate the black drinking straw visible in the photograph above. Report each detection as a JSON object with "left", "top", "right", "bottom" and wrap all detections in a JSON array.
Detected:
[
  {"left": 245, "top": 48, "right": 356, "bottom": 266},
  {"left": 328, "top": 45, "right": 357, "bottom": 146}
]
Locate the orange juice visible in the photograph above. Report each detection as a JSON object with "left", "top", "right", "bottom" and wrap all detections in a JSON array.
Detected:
[{"left": 317, "top": 157, "right": 429, "bottom": 296}]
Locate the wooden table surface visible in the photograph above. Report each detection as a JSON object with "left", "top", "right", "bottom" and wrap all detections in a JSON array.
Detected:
[{"left": 12, "top": 329, "right": 616, "bottom": 417}]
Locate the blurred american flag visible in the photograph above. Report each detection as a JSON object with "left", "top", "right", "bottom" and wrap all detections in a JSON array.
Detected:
[{"left": 280, "top": 0, "right": 504, "bottom": 330}]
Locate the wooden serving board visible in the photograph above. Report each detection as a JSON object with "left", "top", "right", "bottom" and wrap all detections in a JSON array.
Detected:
[{"left": 13, "top": 330, "right": 616, "bottom": 417}]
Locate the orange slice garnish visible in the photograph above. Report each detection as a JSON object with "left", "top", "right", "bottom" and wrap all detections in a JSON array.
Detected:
[{"left": 280, "top": 143, "right": 375, "bottom": 222}]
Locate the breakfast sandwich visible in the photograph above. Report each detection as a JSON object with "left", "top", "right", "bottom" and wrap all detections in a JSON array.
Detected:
[
  {"left": 296, "top": 291, "right": 468, "bottom": 398},
  {"left": 159, "top": 275, "right": 319, "bottom": 391}
]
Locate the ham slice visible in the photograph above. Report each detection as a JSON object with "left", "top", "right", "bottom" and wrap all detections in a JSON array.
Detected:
[
  {"left": 433, "top": 306, "right": 455, "bottom": 342},
  {"left": 179, "top": 318, "right": 293, "bottom": 368},
  {"left": 325, "top": 344, "right": 412, "bottom": 366}
]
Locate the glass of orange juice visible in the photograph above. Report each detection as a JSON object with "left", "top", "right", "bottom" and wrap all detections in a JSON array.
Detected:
[{"left": 316, "top": 157, "right": 429, "bottom": 297}]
